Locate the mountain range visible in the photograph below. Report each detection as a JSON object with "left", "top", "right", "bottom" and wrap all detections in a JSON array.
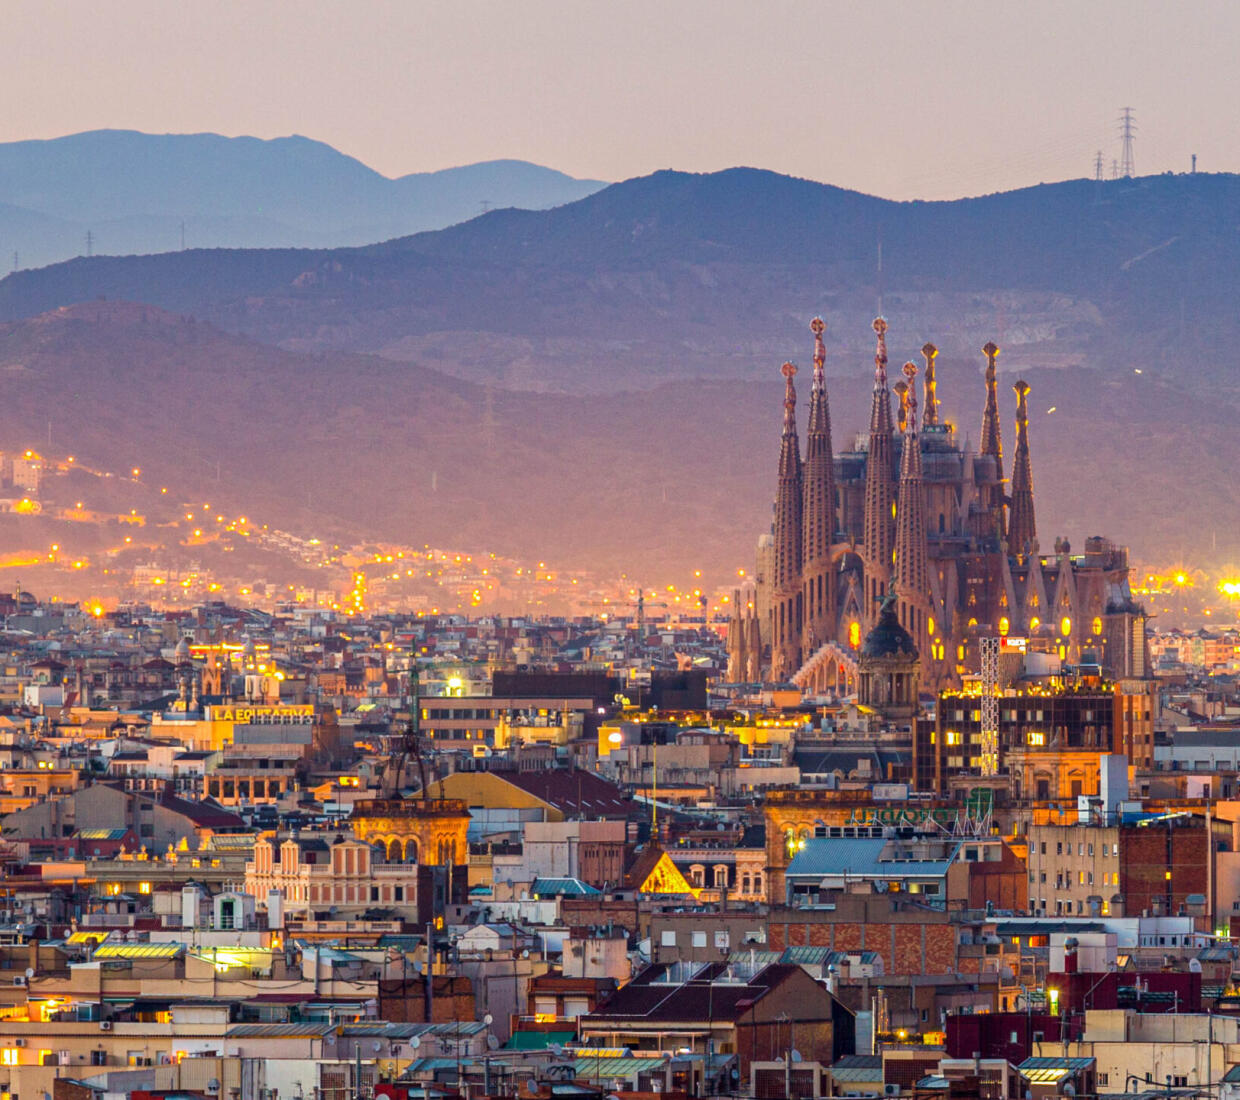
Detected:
[
  {"left": 0, "top": 166, "right": 1236, "bottom": 400},
  {"left": 0, "top": 130, "right": 607, "bottom": 268}
]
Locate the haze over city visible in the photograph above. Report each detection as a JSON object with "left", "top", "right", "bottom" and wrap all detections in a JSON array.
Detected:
[{"left": 0, "top": 11, "right": 1238, "bottom": 1100}]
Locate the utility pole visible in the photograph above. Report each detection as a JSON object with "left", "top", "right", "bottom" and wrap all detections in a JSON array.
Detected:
[
  {"left": 1118, "top": 107, "right": 1136, "bottom": 178},
  {"left": 1191, "top": 153, "right": 1197, "bottom": 174}
]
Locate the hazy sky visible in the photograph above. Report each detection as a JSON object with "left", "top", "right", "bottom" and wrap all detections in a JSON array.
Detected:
[{"left": 5, "top": 0, "right": 1238, "bottom": 199}]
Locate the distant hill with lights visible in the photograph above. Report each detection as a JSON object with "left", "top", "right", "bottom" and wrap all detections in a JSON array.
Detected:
[{"left": 0, "top": 301, "right": 1236, "bottom": 583}]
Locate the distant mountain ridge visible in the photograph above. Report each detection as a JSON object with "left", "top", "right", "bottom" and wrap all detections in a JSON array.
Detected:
[
  {"left": 0, "top": 166, "right": 1236, "bottom": 395},
  {"left": 0, "top": 130, "right": 607, "bottom": 267}
]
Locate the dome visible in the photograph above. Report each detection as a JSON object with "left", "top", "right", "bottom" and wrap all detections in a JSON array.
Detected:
[
  {"left": 174, "top": 636, "right": 191, "bottom": 660},
  {"left": 860, "top": 593, "right": 918, "bottom": 660}
]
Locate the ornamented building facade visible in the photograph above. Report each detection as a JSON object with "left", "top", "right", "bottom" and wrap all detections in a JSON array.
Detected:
[{"left": 728, "top": 317, "right": 1149, "bottom": 691}]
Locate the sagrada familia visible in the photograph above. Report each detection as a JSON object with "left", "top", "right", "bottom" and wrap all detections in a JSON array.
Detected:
[{"left": 727, "top": 317, "right": 1149, "bottom": 692}]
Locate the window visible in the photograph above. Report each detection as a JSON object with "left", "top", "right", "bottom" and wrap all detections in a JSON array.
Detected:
[
  {"left": 1098, "top": 1074, "right": 1109, "bottom": 1087},
  {"left": 691, "top": 931, "right": 707, "bottom": 948},
  {"left": 661, "top": 930, "right": 676, "bottom": 947},
  {"left": 714, "top": 930, "right": 730, "bottom": 950}
]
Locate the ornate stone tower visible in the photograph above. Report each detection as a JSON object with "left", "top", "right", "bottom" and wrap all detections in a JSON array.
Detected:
[
  {"left": 857, "top": 590, "right": 920, "bottom": 721},
  {"left": 979, "top": 341, "right": 1007, "bottom": 541},
  {"left": 893, "top": 362, "right": 931, "bottom": 649},
  {"left": 862, "top": 318, "right": 896, "bottom": 622},
  {"left": 1008, "top": 379, "right": 1038, "bottom": 557},
  {"left": 801, "top": 317, "right": 837, "bottom": 655},
  {"left": 771, "top": 361, "right": 803, "bottom": 679}
]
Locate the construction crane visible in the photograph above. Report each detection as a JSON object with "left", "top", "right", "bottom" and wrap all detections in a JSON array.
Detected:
[{"left": 979, "top": 635, "right": 1000, "bottom": 777}]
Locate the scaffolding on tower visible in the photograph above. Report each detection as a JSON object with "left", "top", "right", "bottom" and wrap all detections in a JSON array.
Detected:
[{"left": 979, "top": 635, "right": 1000, "bottom": 776}]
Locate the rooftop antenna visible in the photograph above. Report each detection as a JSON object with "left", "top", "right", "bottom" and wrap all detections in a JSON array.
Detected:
[{"left": 1118, "top": 108, "right": 1136, "bottom": 178}]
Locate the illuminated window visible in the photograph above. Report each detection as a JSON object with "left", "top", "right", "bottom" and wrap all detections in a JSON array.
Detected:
[
  {"left": 1029, "top": 616, "right": 1040, "bottom": 631},
  {"left": 998, "top": 617, "right": 1009, "bottom": 636},
  {"left": 1092, "top": 616, "right": 1103, "bottom": 635},
  {"left": 1027, "top": 731, "right": 1045, "bottom": 747},
  {"left": 848, "top": 621, "right": 861, "bottom": 649},
  {"left": 1060, "top": 616, "right": 1071, "bottom": 636},
  {"left": 945, "top": 730, "right": 962, "bottom": 746},
  {"left": 1, "top": 1049, "right": 17, "bottom": 1066},
  {"left": 927, "top": 616, "right": 936, "bottom": 636},
  {"left": 138, "top": 882, "right": 151, "bottom": 894}
]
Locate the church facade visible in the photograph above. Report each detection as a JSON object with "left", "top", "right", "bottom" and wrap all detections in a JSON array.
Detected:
[{"left": 727, "top": 317, "right": 1148, "bottom": 691}]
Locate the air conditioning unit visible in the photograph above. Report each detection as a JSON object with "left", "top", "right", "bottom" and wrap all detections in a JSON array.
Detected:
[
  {"left": 13, "top": 1039, "right": 25, "bottom": 1048},
  {"left": 99, "top": 1021, "right": 112, "bottom": 1031},
  {"left": 11, "top": 977, "right": 24, "bottom": 987},
  {"left": 884, "top": 1085, "right": 901, "bottom": 1097}
]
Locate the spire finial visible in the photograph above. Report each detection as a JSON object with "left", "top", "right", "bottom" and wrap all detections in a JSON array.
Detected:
[
  {"left": 872, "top": 317, "right": 889, "bottom": 387},
  {"left": 920, "top": 342, "right": 939, "bottom": 428},
  {"left": 893, "top": 381, "right": 908, "bottom": 433},
  {"left": 781, "top": 361, "right": 798, "bottom": 432},
  {"left": 811, "top": 317, "right": 826, "bottom": 375},
  {"left": 983, "top": 341, "right": 1000, "bottom": 379},
  {"left": 1013, "top": 378, "right": 1030, "bottom": 423}
]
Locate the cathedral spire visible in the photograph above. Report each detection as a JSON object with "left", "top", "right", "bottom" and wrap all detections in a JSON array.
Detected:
[
  {"left": 979, "top": 340, "right": 1007, "bottom": 543},
  {"left": 894, "top": 362, "right": 931, "bottom": 646},
  {"left": 771, "top": 361, "right": 803, "bottom": 679},
  {"left": 802, "top": 317, "right": 837, "bottom": 654},
  {"left": 921, "top": 342, "right": 939, "bottom": 428},
  {"left": 862, "top": 318, "right": 897, "bottom": 620},
  {"left": 1007, "top": 379, "right": 1037, "bottom": 556}
]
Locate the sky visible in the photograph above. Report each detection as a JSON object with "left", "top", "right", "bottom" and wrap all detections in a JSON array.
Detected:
[{"left": 4, "top": 0, "right": 1239, "bottom": 200}]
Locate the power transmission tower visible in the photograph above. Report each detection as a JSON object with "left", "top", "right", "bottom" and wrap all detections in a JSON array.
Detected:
[
  {"left": 85, "top": 230, "right": 93, "bottom": 257},
  {"left": 1094, "top": 151, "right": 1104, "bottom": 181},
  {"left": 1111, "top": 158, "right": 1119, "bottom": 180},
  {"left": 1118, "top": 107, "right": 1136, "bottom": 178}
]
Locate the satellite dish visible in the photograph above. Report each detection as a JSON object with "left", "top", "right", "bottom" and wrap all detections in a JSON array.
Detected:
[
  {"left": 521, "top": 949, "right": 530, "bottom": 958},
  {"left": 791, "top": 1050, "right": 803, "bottom": 1063},
  {"left": 24, "top": 968, "right": 34, "bottom": 979},
  {"left": 408, "top": 1036, "right": 421, "bottom": 1051},
  {"left": 549, "top": 1043, "right": 563, "bottom": 1057},
  {"left": 372, "top": 1041, "right": 382, "bottom": 1052},
  {"left": 487, "top": 1035, "right": 500, "bottom": 1051},
  {"left": 483, "top": 1013, "right": 493, "bottom": 1026}
]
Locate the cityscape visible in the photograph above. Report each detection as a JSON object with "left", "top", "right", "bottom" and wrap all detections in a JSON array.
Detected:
[{"left": 3, "top": 3, "right": 1240, "bottom": 1099}]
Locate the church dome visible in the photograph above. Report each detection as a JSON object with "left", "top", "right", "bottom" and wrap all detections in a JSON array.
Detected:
[{"left": 860, "top": 594, "right": 918, "bottom": 660}]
